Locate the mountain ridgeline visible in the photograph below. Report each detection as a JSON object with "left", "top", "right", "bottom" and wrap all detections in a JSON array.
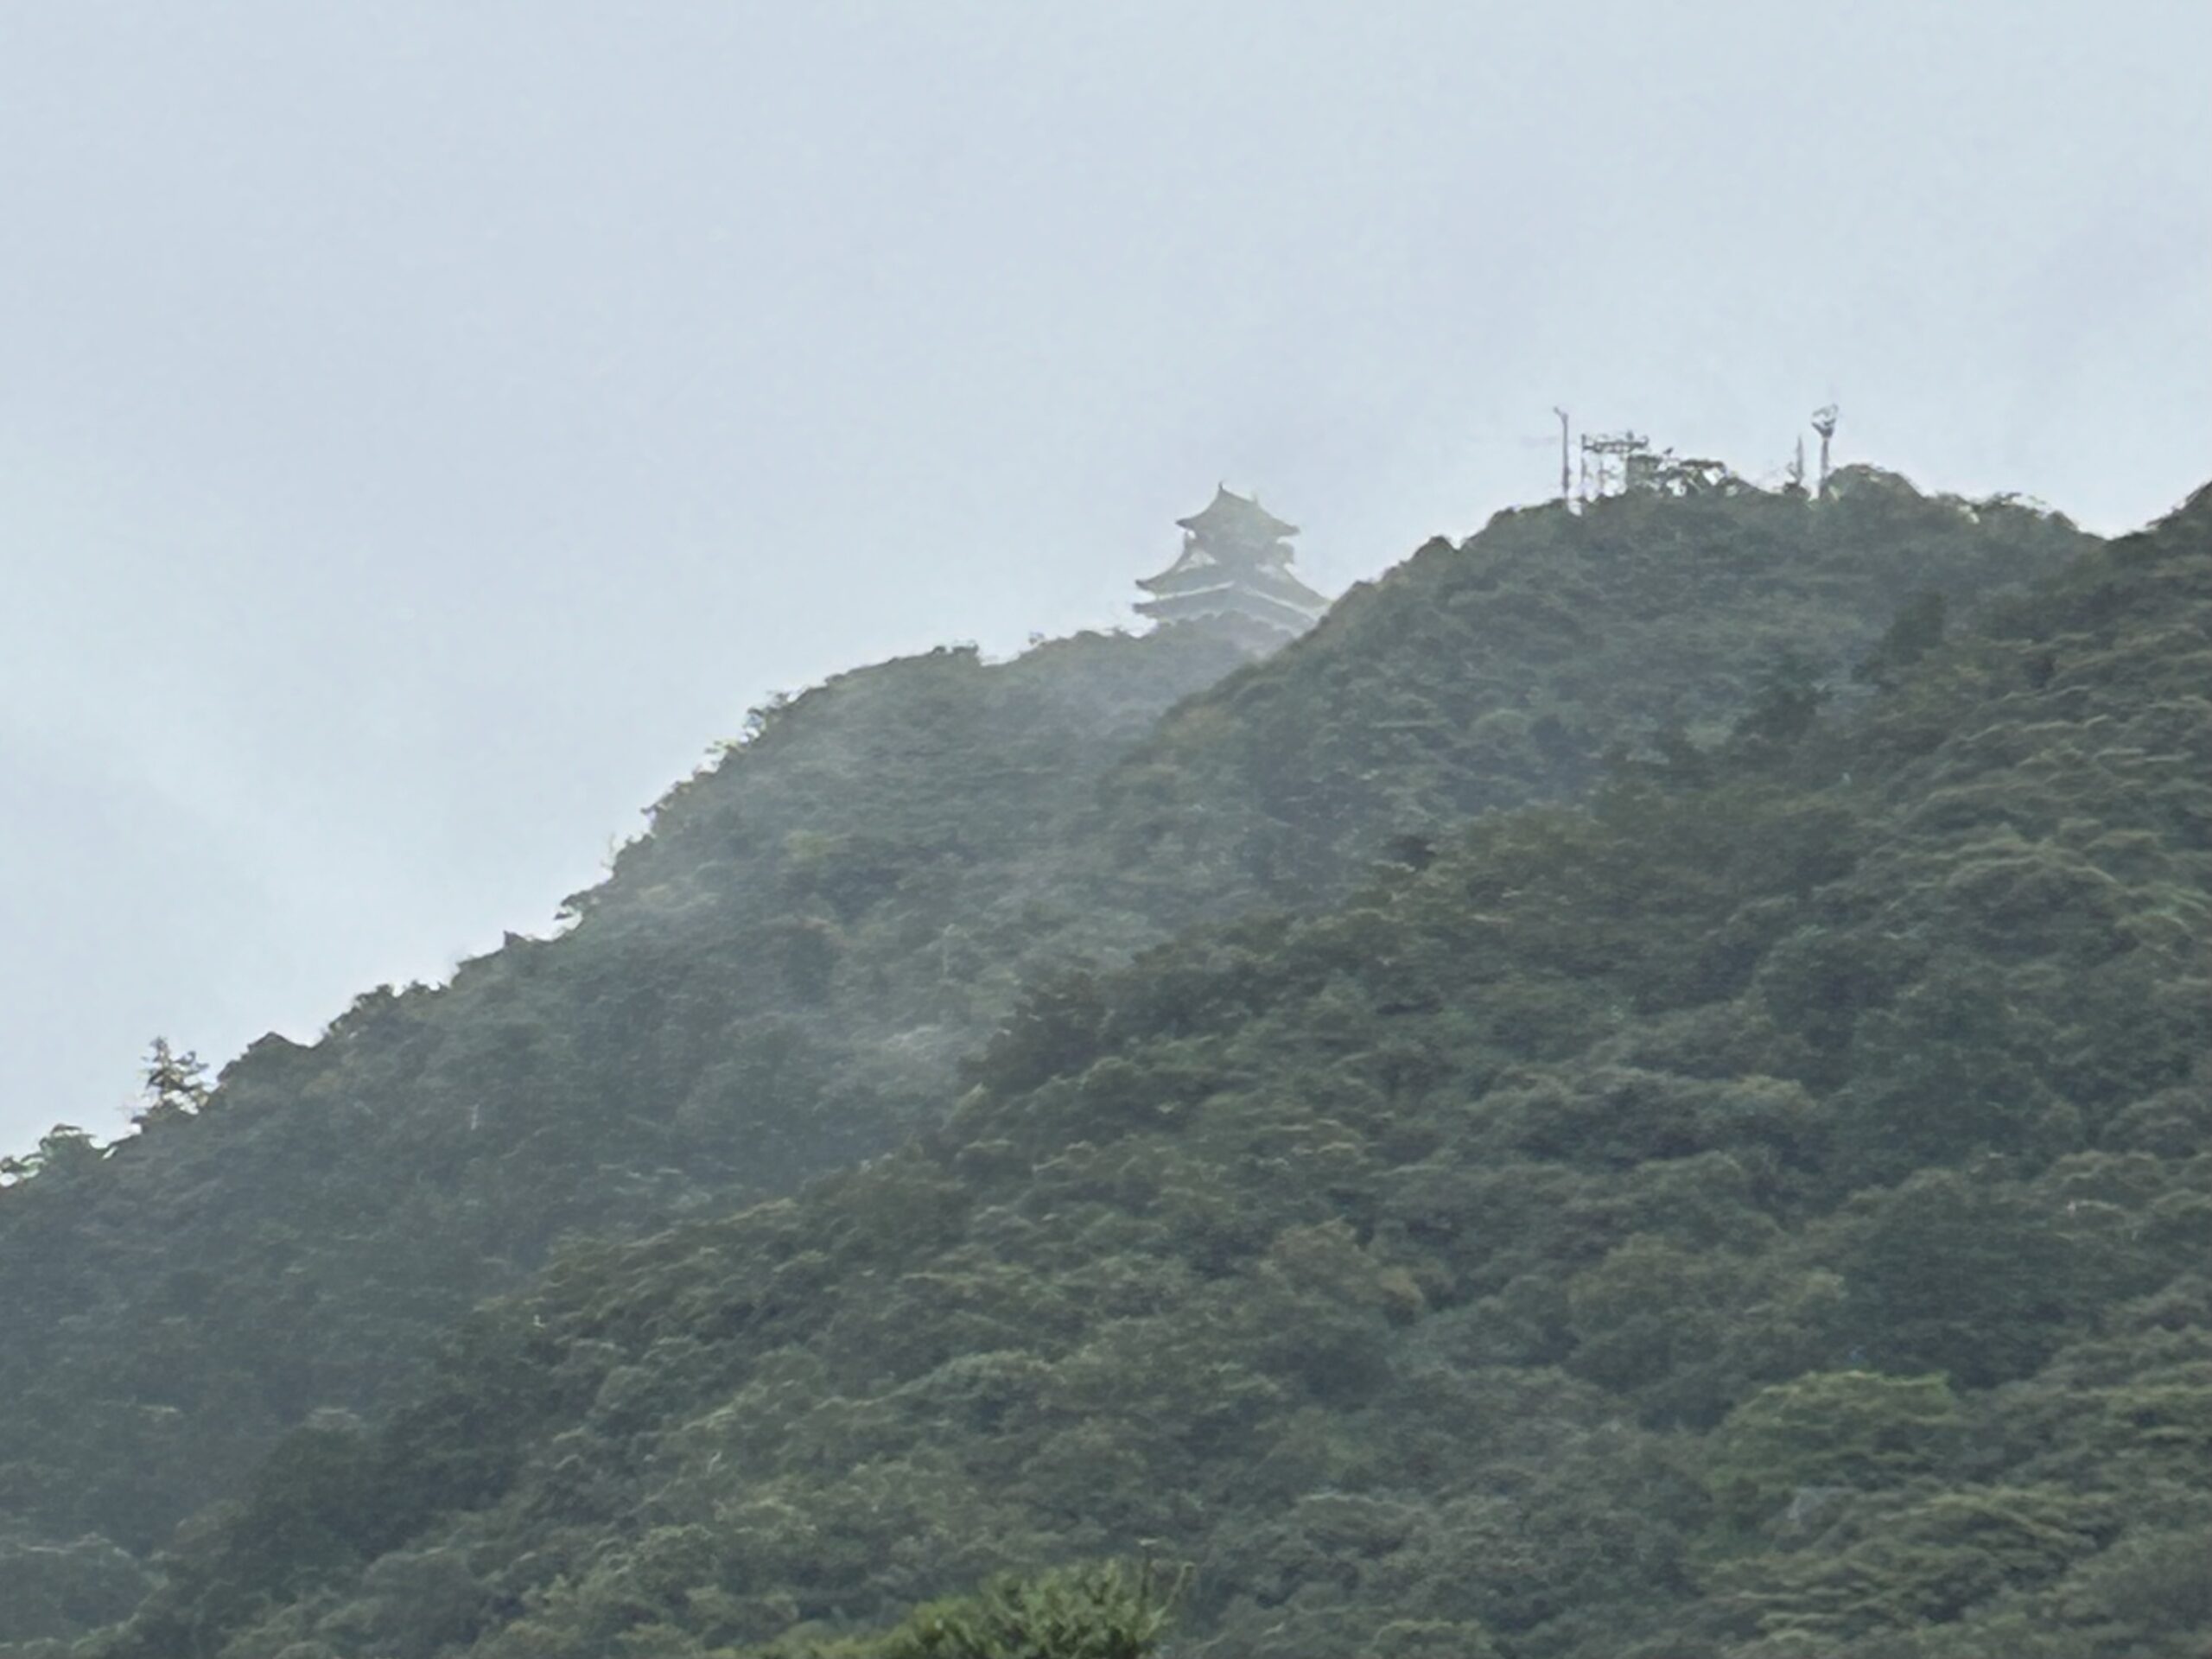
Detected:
[{"left": 6, "top": 469, "right": 2205, "bottom": 1659}]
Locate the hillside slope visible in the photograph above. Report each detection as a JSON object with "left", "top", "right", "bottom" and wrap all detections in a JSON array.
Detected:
[
  {"left": 0, "top": 475, "right": 2094, "bottom": 1639},
  {"left": 0, "top": 626, "right": 1245, "bottom": 1623},
  {"left": 73, "top": 484, "right": 2209, "bottom": 1659}
]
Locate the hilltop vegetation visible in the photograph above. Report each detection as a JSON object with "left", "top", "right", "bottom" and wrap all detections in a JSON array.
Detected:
[
  {"left": 1086, "top": 468, "right": 2088, "bottom": 908},
  {"left": 0, "top": 471, "right": 2162, "bottom": 1656}
]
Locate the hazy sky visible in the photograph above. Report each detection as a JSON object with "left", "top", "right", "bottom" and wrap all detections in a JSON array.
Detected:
[{"left": 2, "top": 3, "right": 2206, "bottom": 1154}]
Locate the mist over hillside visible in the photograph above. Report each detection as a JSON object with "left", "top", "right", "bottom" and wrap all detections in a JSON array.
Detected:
[{"left": 3, "top": 470, "right": 2205, "bottom": 1659}]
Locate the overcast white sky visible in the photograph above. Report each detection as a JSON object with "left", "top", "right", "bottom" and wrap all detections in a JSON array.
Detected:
[{"left": 2, "top": 2, "right": 2206, "bottom": 1154}]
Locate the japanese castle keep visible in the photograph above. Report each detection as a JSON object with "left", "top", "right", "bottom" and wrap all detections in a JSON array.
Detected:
[{"left": 1135, "top": 486, "right": 1328, "bottom": 650}]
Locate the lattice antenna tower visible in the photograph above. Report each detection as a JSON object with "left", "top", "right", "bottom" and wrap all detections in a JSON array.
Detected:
[
  {"left": 1786, "top": 435, "right": 1807, "bottom": 493},
  {"left": 1579, "top": 430, "right": 1650, "bottom": 502},
  {"left": 1811, "top": 404, "right": 1839, "bottom": 498},
  {"left": 1553, "top": 408, "right": 1573, "bottom": 506}
]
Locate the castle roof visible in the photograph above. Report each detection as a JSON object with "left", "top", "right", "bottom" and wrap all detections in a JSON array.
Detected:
[
  {"left": 1174, "top": 485, "right": 1299, "bottom": 543},
  {"left": 1135, "top": 581, "right": 1325, "bottom": 634},
  {"left": 1136, "top": 556, "right": 1323, "bottom": 609}
]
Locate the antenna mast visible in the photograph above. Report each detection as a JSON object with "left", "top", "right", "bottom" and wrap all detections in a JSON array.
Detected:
[
  {"left": 1553, "top": 408, "right": 1572, "bottom": 506},
  {"left": 1810, "top": 404, "right": 1839, "bottom": 498}
]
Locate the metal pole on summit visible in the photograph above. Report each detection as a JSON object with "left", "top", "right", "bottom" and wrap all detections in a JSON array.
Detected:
[
  {"left": 1812, "top": 405, "right": 1840, "bottom": 499},
  {"left": 1554, "top": 407, "right": 1572, "bottom": 506}
]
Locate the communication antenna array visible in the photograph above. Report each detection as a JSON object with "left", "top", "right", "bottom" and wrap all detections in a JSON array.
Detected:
[{"left": 1579, "top": 430, "right": 1650, "bottom": 503}]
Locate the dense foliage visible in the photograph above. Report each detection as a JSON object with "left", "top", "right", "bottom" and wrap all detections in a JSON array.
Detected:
[
  {"left": 3, "top": 477, "right": 2063, "bottom": 1599},
  {"left": 0, "top": 625, "right": 1245, "bottom": 1605},
  {"left": 18, "top": 478, "right": 2199, "bottom": 1657},
  {"left": 1084, "top": 467, "right": 2090, "bottom": 910},
  {"left": 731, "top": 1560, "right": 1185, "bottom": 1659}
]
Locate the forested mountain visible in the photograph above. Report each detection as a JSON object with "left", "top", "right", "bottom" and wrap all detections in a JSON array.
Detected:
[
  {"left": 0, "top": 470, "right": 2157, "bottom": 1655},
  {"left": 74, "top": 478, "right": 2205, "bottom": 1659},
  {"left": 0, "top": 624, "right": 1247, "bottom": 1633}
]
